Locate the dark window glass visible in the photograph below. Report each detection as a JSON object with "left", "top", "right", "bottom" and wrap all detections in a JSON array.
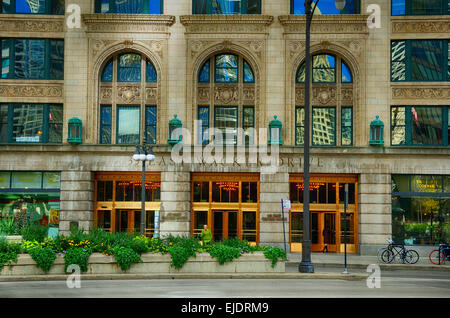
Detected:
[
  {"left": 328, "top": 183, "right": 336, "bottom": 204},
  {"left": 118, "top": 53, "right": 141, "bottom": 82},
  {"left": 14, "top": 39, "right": 45, "bottom": 79},
  {"left": 2, "top": 0, "right": 64, "bottom": 14},
  {"left": 198, "top": 106, "right": 209, "bottom": 145},
  {"left": 243, "top": 60, "right": 254, "bottom": 83},
  {"left": 392, "top": 0, "right": 449, "bottom": 15},
  {"left": 312, "top": 54, "right": 336, "bottom": 83},
  {"left": 341, "top": 107, "right": 353, "bottom": 146},
  {"left": 312, "top": 107, "right": 336, "bottom": 146},
  {"left": 100, "top": 105, "right": 112, "bottom": 144},
  {"left": 392, "top": 175, "right": 411, "bottom": 192},
  {"left": 242, "top": 211, "right": 257, "bottom": 242},
  {"left": 411, "top": 107, "right": 443, "bottom": 145},
  {"left": 145, "top": 106, "right": 157, "bottom": 144},
  {"left": 212, "top": 181, "right": 239, "bottom": 203},
  {"left": 97, "top": 181, "right": 113, "bottom": 201},
  {"left": 411, "top": 40, "right": 444, "bottom": 81},
  {"left": 101, "top": 59, "right": 113, "bottom": 82},
  {"left": 243, "top": 106, "right": 254, "bottom": 145},
  {"left": 198, "top": 60, "right": 210, "bottom": 83},
  {"left": 0, "top": 104, "right": 9, "bottom": 142},
  {"left": 1, "top": 39, "right": 10, "bottom": 79},
  {"left": 215, "top": 54, "right": 238, "bottom": 83},
  {"left": 12, "top": 104, "right": 43, "bottom": 143},
  {"left": 193, "top": 182, "right": 209, "bottom": 202},
  {"left": 291, "top": 212, "right": 303, "bottom": 243},
  {"left": 48, "top": 104, "right": 63, "bottom": 143},
  {"left": 339, "top": 183, "right": 355, "bottom": 204},
  {"left": 295, "top": 107, "right": 304, "bottom": 145},
  {"left": 146, "top": 60, "right": 157, "bottom": 83},
  {"left": 117, "top": 106, "right": 140, "bottom": 144},
  {"left": 193, "top": 211, "right": 208, "bottom": 236},
  {"left": 193, "top": 0, "right": 261, "bottom": 14},
  {"left": 292, "top": 0, "right": 359, "bottom": 14},
  {"left": 96, "top": 0, "right": 162, "bottom": 14},
  {"left": 97, "top": 211, "right": 111, "bottom": 230},
  {"left": 49, "top": 39, "right": 64, "bottom": 80},
  {"left": 242, "top": 182, "right": 257, "bottom": 203},
  {"left": 215, "top": 106, "right": 238, "bottom": 145}
]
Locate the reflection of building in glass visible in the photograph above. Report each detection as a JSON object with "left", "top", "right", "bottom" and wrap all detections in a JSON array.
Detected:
[
  {"left": 13, "top": 105, "right": 43, "bottom": 142},
  {"left": 312, "top": 108, "right": 335, "bottom": 145}
]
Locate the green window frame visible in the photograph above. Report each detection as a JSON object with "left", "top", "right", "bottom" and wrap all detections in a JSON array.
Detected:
[
  {"left": 214, "top": 106, "right": 238, "bottom": 145},
  {"left": 391, "top": 0, "right": 450, "bottom": 16},
  {"left": 0, "top": 103, "right": 63, "bottom": 144},
  {"left": 193, "top": 0, "right": 261, "bottom": 14},
  {"left": 94, "top": 0, "right": 163, "bottom": 14},
  {"left": 243, "top": 106, "right": 255, "bottom": 145},
  {"left": 391, "top": 106, "right": 449, "bottom": 146},
  {"left": 1, "top": 0, "right": 65, "bottom": 14},
  {"left": 391, "top": 40, "right": 450, "bottom": 82},
  {"left": 295, "top": 106, "right": 305, "bottom": 146},
  {"left": 100, "top": 105, "right": 112, "bottom": 144},
  {"left": 145, "top": 105, "right": 157, "bottom": 144},
  {"left": 1, "top": 38, "right": 64, "bottom": 80},
  {"left": 116, "top": 106, "right": 141, "bottom": 145},
  {"left": 198, "top": 106, "right": 210, "bottom": 145},
  {"left": 341, "top": 107, "right": 353, "bottom": 146},
  {"left": 312, "top": 107, "right": 336, "bottom": 146}
]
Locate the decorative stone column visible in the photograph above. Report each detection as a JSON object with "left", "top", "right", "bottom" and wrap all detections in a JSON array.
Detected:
[
  {"left": 160, "top": 170, "right": 191, "bottom": 237},
  {"left": 59, "top": 171, "right": 94, "bottom": 235},
  {"left": 358, "top": 173, "right": 392, "bottom": 255},
  {"left": 259, "top": 171, "right": 290, "bottom": 250}
]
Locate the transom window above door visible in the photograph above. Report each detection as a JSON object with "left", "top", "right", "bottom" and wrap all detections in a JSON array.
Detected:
[
  {"left": 196, "top": 53, "right": 256, "bottom": 146},
  {"left": 98, "top": 52, "right": 158, "bottom": 145}
]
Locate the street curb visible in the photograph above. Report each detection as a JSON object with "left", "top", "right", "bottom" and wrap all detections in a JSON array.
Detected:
[
  {"left": 0, "top": 272, "right": 368, "bottom": 282},
  {"left": 286, "top": 261, "right": 450, "bottom": 271}
]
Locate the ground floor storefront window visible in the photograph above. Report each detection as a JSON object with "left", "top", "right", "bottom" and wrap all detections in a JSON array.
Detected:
[
  {"left": 191, "top": 173, "right": 259, "bottom": 244},
  {"left": 94, "top": 172, "right": 161, "bottom": 236},
  {"left": 289, "top": 174, "right": 358, "bottom": 253},
  {"left": 392, "top": 174, "right": 450, "bottom": 245},
  {"left": 0, "top": 171, "right": 60, "bottom": 235}
]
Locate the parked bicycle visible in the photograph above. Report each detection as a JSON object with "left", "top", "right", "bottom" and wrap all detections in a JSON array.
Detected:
[
  {"left": 379, "top": 239, "right": 420, "bottom": 264},
  {"left": 429, "top": 244, "right": 450, "bottom": 265}
]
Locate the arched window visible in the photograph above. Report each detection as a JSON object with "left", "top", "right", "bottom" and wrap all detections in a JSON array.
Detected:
[
  {"left": 98, "top": 52, "right": 158, "bottom": 145},
  {"left": 196, "top": 53, "right": 256, "bottom": 145},
  {"left": 295, "top": 54, "right": 354, "bottom": 146},
  {"left": 95, "top": 0, "right": 163, "bottom": 14}
]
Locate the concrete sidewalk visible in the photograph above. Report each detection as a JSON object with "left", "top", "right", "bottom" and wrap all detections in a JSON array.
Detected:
[{"left": 286, "top": 252, "right": 450, "bottom": 271}]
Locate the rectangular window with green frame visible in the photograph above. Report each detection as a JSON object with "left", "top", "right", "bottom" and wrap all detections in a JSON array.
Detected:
[
  {"left": 198, "top": 106, "right": 209, "bottom": 145},
  {"left": 214, "top": 106, "right": 238, "bottom": 145},
  {"left": 145, "top": 105, "right": 157, "bottom": 144},
  {"left": 391, "top": 0, "right": 450, "bottom": 16},
  {"left": 341, "top": 107, "right": 353, "bottom": 146},
  {"left": 243, "top": 106, "right": 254, "bottom": 145},
  {"left": 1, "top": 0, "right": 65, "bottom": 14},
  {"left": 94, "top": 0, "right": 163, "bottom": 14},
  {"left": 0, "top": 103, "right": 62, "bottom": 143},
  {"left": 312, "top": 107, "right": 336, "bottom": 146},
  {"left": 193, "top": 0, "right": 261, "bottom": 14},
  {"left": 391, "top": 40, "right": 450, "bottom": 82},
  {"left": 295, "top": 106, "right": 305, "bottom": 146},
  {"left": 116, "top": 106, "right": 140, "bottom": 145},
  {"left": 1, "top": 38, "right": 64, "bottom": 80},
  {"left": 100, "top": 105, "right": 112, "bottom": 144},
  {"left": 391, "top": 106, "right": 449, "bottom": 146}
]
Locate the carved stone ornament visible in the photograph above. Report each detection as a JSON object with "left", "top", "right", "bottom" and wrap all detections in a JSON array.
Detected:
[
  {"left": 242, "top": 87, "right": 255, "bottom": 103},
  {"left": 0, "top": 15, "right": 64, "bottom": 33},
  {"left": 82, "top": 14, "right": 175, "bottom": 33},
  {"left": 117, "top": 86, "right": 141, "bottom": 103},
  {"left": 214, "top": 86, "right": 239, "bottom": 104},
  {"left": 392, "top": 87, "right": 450, "bottom": 100},
  {"left": 180, "top": 15, "right": 274, "bottom": 34},
  {"left": 278, "top": 15, "right": 369, "bottom": 34},
  {"left": 197, "top": 87, "right": 210, "bottom": 103},
  {"left": 313, "top": 87, "right": 336, "bottom": 105},
  {"left": 391, "top": 17, "right": 450, "bottom": 33},
  {"left": 0, "top": 84, "right": 63, "bottom": 98},
  {"left": 100, "top": 87, "right": 112, "bottom": 100},
  {"left": 145, "top": 88, "right": 158, "bottom": 102}
]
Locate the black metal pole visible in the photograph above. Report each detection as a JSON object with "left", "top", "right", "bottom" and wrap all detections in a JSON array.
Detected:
[
  {"left": 141, "top": 153, "right": 146, "bottom": 236},
  {"left": 281, "top": 199, "right": 288, "bottom": 261},
  {"left": 343, "top": 183, "right": 348, "bottom": 274},
  {"left": 299, "top": 0, "right": 314, "bottom": 273}
]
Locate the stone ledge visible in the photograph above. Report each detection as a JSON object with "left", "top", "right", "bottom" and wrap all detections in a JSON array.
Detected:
[{"left": 0, "top": 252, "right": 284, "bottom": 276}]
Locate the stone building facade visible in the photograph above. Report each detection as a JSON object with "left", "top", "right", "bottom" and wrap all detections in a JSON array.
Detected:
[{"left": 0, "top": 0, "right": 449, "bottom": 255}]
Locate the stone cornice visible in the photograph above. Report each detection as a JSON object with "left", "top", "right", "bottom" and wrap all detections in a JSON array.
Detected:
[
  {"left": 0, "top": 81, "right": 64, "bottom": 99},
  {"left": 180, "top": 15, "right": 274, "bottom": 34},
  {"left": 0, "top": 14, "right": 64, "bottom": 34},
  {"left": 278, "top": 14, "right": 370, "bottom": 34},
  {"left": 391, "top": 82, "right": 450, "bottom": 103},
  {"left": 391, "top": 15, "right": 450, "bottom": 34},
  {"left": 82, "top": 14, "right": 176, "bottom": 33}
]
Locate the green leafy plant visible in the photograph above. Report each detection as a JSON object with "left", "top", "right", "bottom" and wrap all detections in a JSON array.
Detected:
[
  {"left": 20, "top": 223, "right": 48, "bottom": 242},
  {"left": 208, "top": 244, "right": 241, "bottom": 265},
  {"left": 262, "top": 246, "right": 286, "bottom": 268},
  {"left": 21, "top": 240, "right": 41, "bottom": 253},
  {"left": 111, "top": 246, "right": 142, "bottom": 271},
  {"left": 148, "top": 237, "right": 169, "bottom": 254},
  {"left": 0, "top": 238, "right": 21, "bottom": 268},
  {"left": 64, "top": 247, "right": 91, "bottom": 273},
  {"left": 28, "top": 246, "right": 56, "bottom": 272},
  {"left": 0, "top": 216, "right": 18, "bottom": 236},
  {"left": 168, "top": 245, "right": 194, "bottom": 270},
  {"left": 131, "top": 235, "right": 150, "bottom": 254}
]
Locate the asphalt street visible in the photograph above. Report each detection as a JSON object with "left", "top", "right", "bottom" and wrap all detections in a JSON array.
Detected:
[{"left": 0, "top": 265, "right": 449, "bottom": 298}]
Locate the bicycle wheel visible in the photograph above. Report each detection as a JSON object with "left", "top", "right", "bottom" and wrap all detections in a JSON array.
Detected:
[
  {"left": 381, "top": 249, "right": 394, "bottom": 264},
  {"left": 429, "top": 250, "right": 445, "bottom": 265},
  {"left": 377, "top": 247, "right": 388, "bottom": 263},
  {"left": 404, "top": 250, "right": 419, "bottom": 264}
]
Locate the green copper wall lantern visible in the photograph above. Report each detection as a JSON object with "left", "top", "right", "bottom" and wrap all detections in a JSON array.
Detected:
[
  {"left": 67, "top": 117, "right": 82, "bottom": 145},
  {"left": 168, "top": 114, "right": 182, "bottom": 145},
  {"left": 268, "top": 115, "right": 282, "bottom": 145},
  {"left": 369, "top": 115, "right": 384, "bottom": 146}
]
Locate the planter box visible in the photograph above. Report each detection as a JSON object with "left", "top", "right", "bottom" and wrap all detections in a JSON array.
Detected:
[{"left": 0, "top": 252, "right": 284, "bottom": 276}]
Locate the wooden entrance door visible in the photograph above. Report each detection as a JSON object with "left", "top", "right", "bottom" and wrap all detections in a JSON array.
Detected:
[
  {"left": 212, "top": 210, "right": 238, "bottom": 241},
  {"left": 311, "top": 212, "right": 337, "bottom": 252}
]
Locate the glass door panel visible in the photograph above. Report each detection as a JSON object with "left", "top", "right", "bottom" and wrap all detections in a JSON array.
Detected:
[
  {"left": 324, "top": 213, "right": 336, "bottom": 245},
  {"left": 213, "top": 211, "right": 223, "bottom": 241},
  {"left": 228, "top": 211, "right": 238, "bottom": 238},
  {"left": 311, "top": 212, "right": 319, "bottom": 244},
  {"left": 242, "top": 211, "right": 257, "bottom": 242}
]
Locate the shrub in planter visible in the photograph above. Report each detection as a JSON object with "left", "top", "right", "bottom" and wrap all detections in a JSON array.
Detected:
[
  {"left": 28, "top": 246, "right": 56, "bottom": 272},
  {"left": 130, "top": 236, "right": 150, "bottom": 255},
  {"left": 148, "top": 237, "right": 169, "bottom": 254},
  {"left": 208, "top": 244, "right": 241, "bottom": 265},
  {"left": 111, "top": 246, "right": 142, "bottom": 271},
  {"left": 64, "top": 247, "right": 91, "bottom": 273},
  {"left": 21, "top": 223, "right": 48, "bottom": 242},
  {"left": 21, "top": 240, "right": 41, "bottom": 253},
  {"left": 261, "top": 246, "right": 286, "bottom": 268},
  {"left": 168, "top": 245, "right": 194, "bottom": 270},
  {"left": 0, "top": 238, "right": 21, "bottom": 268}
]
